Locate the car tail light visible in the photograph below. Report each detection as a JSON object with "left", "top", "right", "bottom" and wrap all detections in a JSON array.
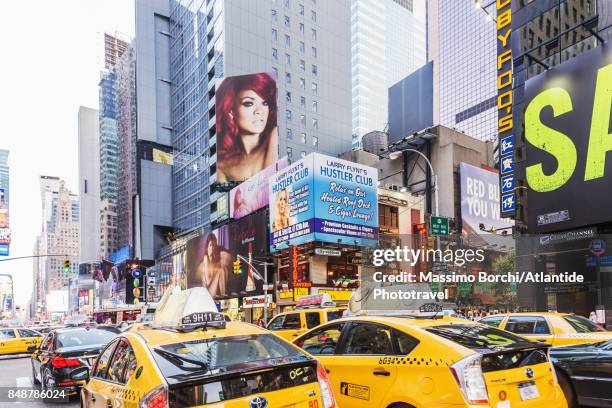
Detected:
[
  {"left": 450, "top": 354, "right": 489, "bottom": 405},
  {"left": 139, "top": 385, "right": 168, "bottom": 408},
  {"left": 316, "top": 363, "right": 336, "bottom": 408},
  {"left": 51, "top": 356, "right": 81, "bottom": 368}
]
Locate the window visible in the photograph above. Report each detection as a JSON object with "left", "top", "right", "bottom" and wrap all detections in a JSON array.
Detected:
[
  {"left": 272, "top": 28, "right": 278, "bottom": 41},
  {"left": 299, "top": 41, "right": 305, "bottom": 53},
  {"left": 267, "top": 315, "right": 286, "bottom": 330},
  {"left": 0, "top": 329, "right": 15, "bottom": 339},
  {"left": 563, "top": 314, "right": 602, "bottom": 333},
  {"left": 299, "top": 3, "right": 304, "bottom": 15},
  {"left": 285, "top": 90, "right": 292, "bottom": 102},
  {"left": 283, "top": 0, "right": 289, "bottom": 7},
  {"left": 312, "top": 136, "right": 319, "bottom": 147},
  {"left": 295, "top": 323, "right": 345, "bottom": 355},
  {"left": 312, "top": 65, "right": 317, "bottom": 76},
  {"left": 299, "top": 59, "right": 305, "bottom": 71},
  {"left": 300, "top": 114, "right": 306, "bottom": 126},
  {"left": 312, "top": 82, "right": 317, "bottom": 94},
  {"left": 283, "top": 313, "right": 301, "bottom": 329},
  {"left": 299, "top": 23, "right": 304, "bottom": 34},
  {"left": 284, "top": 15, "right": 290, "bottom": 27},
  {"left": 343, "top": 324, "right": 393, "bottom": 355},
  {"left": 272, "top": 67, "right": 278, "bottom": 78},
  {"left": 286, "top": 109, "right": 292, "bottom": 121},
  {"left": 18, "top": 329, "right": 39, "bottom": 338},
  {"left": 285, "top": 34, "right": 291, "bottom": 47},
  {"left": 395, "top": 330, "right": 419, "bottom": 355},
  {"left": 272, "top": 48, "right": 278, "bottom": 60},
  {"left": 326, "top": 310, "right": 343, "bottom": 321},
  {"left": 479, "top": 316, "right": 504, "bottom": 328},
  {"left": 285, "top": 72, "right": 291, "bottom": 83},
  {"left": 301, "top": 132, "right": 307, "bottom": 144},
  {"left": 286, "top": 128, "right": 293, "bottom": 139},
  {"left": 107, "top": 339, "right": 137, "bottom": 384},
  {"left": 285, "top": 53, "right": 291, "bottom": 64},
  {"left": 312, "top": 28, "right": 317, "bottom": 40},
  {"left": 301, "top": 151, "right": 307, "bottom": 158},
  {"left": 272, "top": 9, "right": 278, "bottom": 22},
  {"left": 312, "top": 118, "right": 318, "bottom": 129},
  {"left": 300, "top": 96, "right": 306, "bottom": 108},
  {"left": 287, "top": 146, "right": 293, "bottom": 159},
  {"left": 92, "top": 340, "right": 118, "bottom": 379},
  {"left": 378, "top": 204, "right": 399, "bottom": 231},
  {"left": 311, "top": 10, "right": 317, "bottom": 22},
  {"left": 305, "top": 312, "right": 321, "bottom": 329},
  {"left": 39, "top": 334, "right": 53, "bottom": 351},
  {"left": 312, "top": 100, "right": 318, "bottom": 112},
  {"left": 312, "top": 46, "right": 317, "bottom": 58},
  {"left": 505, "top": 316, "right": 550, "bottom": 335},
  {"left": 300, "top": 78, "right": 306, "bottom": 89}
]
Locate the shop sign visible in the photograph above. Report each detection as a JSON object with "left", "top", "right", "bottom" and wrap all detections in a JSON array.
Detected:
[
  {"left": 314, "top": 248, "right": 342, "bottom": 257},
  {"left": 538, "top": 227, "right": 596, "bottom": 246},
  {"left": 293, "top": 281, "right": 312, "bottom": 288},
  {"left": 317, "top": 289, "right": 353, "bottom": 301},
  {"left": 293, "top": 287, "right": 309, "bottom": 301},
  {"left": 243, "top": 295, "right": 273, "bottom": 309},
  {"left": 279, "top": 290, "right": 293, "bottom": 300}
]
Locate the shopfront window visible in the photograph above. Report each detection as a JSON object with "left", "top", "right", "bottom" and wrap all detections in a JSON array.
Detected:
[{"left": 327, "top": 262, "right": 358, "bottom": 288}]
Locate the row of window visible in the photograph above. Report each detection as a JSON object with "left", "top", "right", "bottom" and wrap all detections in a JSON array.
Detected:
[
  {"left": 286, "top": 129, "right": 319, "bottom": 146},
  {"left": 285, "top": 146, "right": 309, "bottom": 161},
  {"left": 272, "top": 8, "right": 317, "bottom": 25},
  {"left": 272, "top": 26, "right": 317, "bottom": 43},
  {"left": 272, "top": 44, "right": 317, "bottom": 61}
]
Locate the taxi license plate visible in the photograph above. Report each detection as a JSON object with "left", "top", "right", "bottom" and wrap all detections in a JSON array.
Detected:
[{"left": 518, "top": 381, "right": 539, "bottom": 400}]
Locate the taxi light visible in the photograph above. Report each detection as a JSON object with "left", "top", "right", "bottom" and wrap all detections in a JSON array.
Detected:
[
  {"left": 317, "top": 363, "right": 336, "bottom": 408},
  {"left": 499, "top": 390, "right": 507, "bottom": 401},
  {"left": 139, "top": 384, "right": 168, "bottom": 408},
  {"left": 58, "top": 381, "right": 74, "bottom": 387},
  {"left": 450, "top": 355, "right": 489, "bottom": 405},
  {"left": 51, "top": 356, "right": 80, "bottom": 368}
]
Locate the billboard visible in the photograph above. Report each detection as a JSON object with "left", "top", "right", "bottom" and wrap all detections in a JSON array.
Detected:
[
  {"left": 269, "top": 153, "right": 378, "bottom": 250},
  {"left": 523, "top": 45, "right": 612, "bottom": 233},
  {"left": 215, "top": 72, "right": 278, "bottom": 183},
  {"left": 460, "top": 163, "right": 513, "bottom": 234},
  {"left": 0, "top": 209, "right": 7, "bottom": 229},
  {"left": 0, "top": 244, "right": 8, "bottom": 256},
  {"left": 184, "top": 212, "right": 271, "bottom": 297},
  {"left": 229, "top": 157, "right": 289, "bottom": 219}
]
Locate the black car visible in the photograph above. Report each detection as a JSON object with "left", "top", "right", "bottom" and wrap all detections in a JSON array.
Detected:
[
  {"left": 550, "top": 340, "right": 612, "bottom": 407},
  {"left": 31, "top": 327, "right": 120, "bottom": 394}
]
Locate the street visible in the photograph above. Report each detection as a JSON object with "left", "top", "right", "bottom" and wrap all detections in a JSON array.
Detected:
[{"left": 0, "top": 355, "right": 78, "bottom": 408}]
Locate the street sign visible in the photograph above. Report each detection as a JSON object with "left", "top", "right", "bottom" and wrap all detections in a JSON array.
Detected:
[
  {"left": 430, "top": 216, "right": 449, "bottom": 236},
  {"left": 314, "top": 248, "right": 342, "bottom": 257},
  {"left": 589, "top": 239, "right": 607, "bottom": 256}
]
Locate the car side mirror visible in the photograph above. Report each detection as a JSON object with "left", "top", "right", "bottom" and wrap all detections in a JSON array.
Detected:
[{"left": 70, "top": 366, "right": 89, "bottom": 382}]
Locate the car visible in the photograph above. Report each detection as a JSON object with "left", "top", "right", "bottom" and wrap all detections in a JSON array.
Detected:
[
  {"left": 293, "top": 314, "right": 567, "bottom": 408},
  {"left": 549, "top": 339, "right": 612, "bottom": 407},
  {"left": 80, "top": 286, "right": 337, "bottom": 408},
  {"left": 478, "top": 312, "right": 612, "bottom": 346},
  {"left": 0, "top": 327, "right": 43, "bottom": 355},
  {"left": 31, "top": 326, "right": 120, "bottom": 394},
  {"left": 266, "top": 294, "right": 346, "bottom": 340}
]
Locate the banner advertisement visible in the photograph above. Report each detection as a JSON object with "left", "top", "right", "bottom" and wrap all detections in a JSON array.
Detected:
[
  {"left": 523, "top": 45, "right": 612, "bottom": 233},
  {"left": 215, "top": 72, "right": 278, "bottom": 183},
  {"left": 230, "top": 156, "right": 289, "bottom": 219},
  {"left": 185, "top": 212, "right": 272, "bottom": 297},
  {"left": 269, "top": 153, "right": 379, "bottom": 250},
  {"left": 460, "top": 163, "right": 513, "bottom": 235}
]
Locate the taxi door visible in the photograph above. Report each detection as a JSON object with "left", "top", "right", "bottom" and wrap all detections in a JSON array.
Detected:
[
  {"left": 16, "top": 329, "right": 42, "bottom": 353},
  {"left": 299, "top": 322, "right": 398, "bottom": 408},
  {"left": 0, "top": 329, "right": 20, "bottom": 355},
  {"left": 84, "top": 339, "right": 119, "bottom": 408}
]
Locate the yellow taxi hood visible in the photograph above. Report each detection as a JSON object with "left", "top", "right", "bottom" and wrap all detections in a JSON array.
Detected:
[{"left": 135, "top": 321, "right": 267, "bottom": 347}]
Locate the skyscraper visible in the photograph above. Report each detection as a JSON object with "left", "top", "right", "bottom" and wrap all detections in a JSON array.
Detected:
[
  {"left": 104, "top": 32, "right": 130, "bottom": 70},
  {"left": 163, "top": 0, "right": 352, "bottom": 236},
  {"left": 428, "top": 0, "right": 497, "bottom": 141},
  {"left": 351, "top": 0, "right": 427, "bottom": 149}
]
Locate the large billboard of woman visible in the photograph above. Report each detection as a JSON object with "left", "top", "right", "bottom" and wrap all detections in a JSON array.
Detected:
[{"left": 215, "top": 72, "right": 278, "bottom": 182}]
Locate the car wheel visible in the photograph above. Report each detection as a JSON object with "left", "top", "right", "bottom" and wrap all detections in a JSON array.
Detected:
[
  {"left": 388, "top": 404, "right": 415, "bottom": 408},
  {"left": 31, "top": 363, "right": 40, "bottom": 386},
  {"left": 556, "top": 369, "right": 577, "bottom": 408}
]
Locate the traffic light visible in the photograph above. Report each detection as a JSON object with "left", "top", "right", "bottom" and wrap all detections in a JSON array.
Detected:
[
  {"left": 63, "top": 259, "right": 70, "bottom": 274},
  {"left": 233, "top": 259, "right": 242, "bottom": 274}
]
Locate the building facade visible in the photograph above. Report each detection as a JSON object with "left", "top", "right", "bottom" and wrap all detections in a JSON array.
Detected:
[
  {"left": 78, "top": 106, "right": 100, "bottom": 264},
  {"left": 0, "top": 149, "right": 8, "bottom": 208},
  {"left": 104, "top": 32, "right": 130, "bottom": 70},
  {"left": 165, "top": 0, "right": 352, "bottom": 237},
  {"left": 428, "top": 0, "right": 497, "bottom": 141},
  {"left": 350, "top": 0, "right": 427, "bottom": 149}
]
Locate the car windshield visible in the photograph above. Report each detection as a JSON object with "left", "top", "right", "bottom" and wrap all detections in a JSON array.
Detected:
[
  {"left": 56, "top": 328, "right": 117, "bottom": 348},
  {"left": 563, "top": 314, "right": 603, "bottom": 333},
  {"left": 152, "top": 334, "right": 306, "bottom": 379},
  {"left": 426, "top": 324, "right": 531, "bottom": 350}
]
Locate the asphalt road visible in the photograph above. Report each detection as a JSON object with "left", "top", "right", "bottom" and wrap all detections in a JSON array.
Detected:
[{"left": 0, "top": 355, "right": 79, "bottom": 407}]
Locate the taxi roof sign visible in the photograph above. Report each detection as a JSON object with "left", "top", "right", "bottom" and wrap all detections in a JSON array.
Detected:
[
  {"left": 295, "top": 293, "right": 335, "bottom": 309},
  {"left": 153, "top": 286, "right": 222, "bottom": 330}
]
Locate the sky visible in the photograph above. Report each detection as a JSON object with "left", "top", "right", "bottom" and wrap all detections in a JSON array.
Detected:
[{"left": 0, "top": 1, "right": 135, "bottom": 310}]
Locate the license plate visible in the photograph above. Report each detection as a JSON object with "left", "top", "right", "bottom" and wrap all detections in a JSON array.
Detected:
[{"left": 518, "top": 381, "right": 539, "bottom": 400}]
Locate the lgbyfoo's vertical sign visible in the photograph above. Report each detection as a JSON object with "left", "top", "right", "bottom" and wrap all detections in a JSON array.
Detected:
[{"left": 497, "top": 0, "right": 515, "bottom": 218}]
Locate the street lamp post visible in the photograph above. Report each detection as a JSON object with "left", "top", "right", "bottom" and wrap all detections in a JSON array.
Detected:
[{"left": 236, "top": 254, "right": 273, "bottom": 324}]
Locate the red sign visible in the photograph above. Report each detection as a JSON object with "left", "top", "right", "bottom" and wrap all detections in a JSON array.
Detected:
[
  {"left": 292, "top": 245, "right": 299, "bottom": 283},
  {"left": 293, "top": 281, "right": 312, "bottom": 288}
]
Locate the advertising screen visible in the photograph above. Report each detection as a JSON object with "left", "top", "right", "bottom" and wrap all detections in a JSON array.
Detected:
[
  {"left": 215, "top": 72, "right": 278, "bottom": 183},
  {"left": 185, "top": 212, "right": 271, "bottom": 297},
  {"left": 460, "top": 163, "right": 513, "bottom": 235},
  {"left": 269, "top": 153, "right": 379, "bottom": 250},
  {"left": 230, "top": 157, "right": 289, "bottom": 219},
  {"left": 523, "top": 45, "right": 612, "bottom": 233}
]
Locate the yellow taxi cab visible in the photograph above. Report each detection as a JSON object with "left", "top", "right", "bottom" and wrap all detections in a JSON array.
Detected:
[
  {"left": 478, "top": 312, "right": 612, "bottom": 346},
  {"left": 0, "top": 327, "right": 42, "bottom": 355},
  {"left": 81, "top": 287, "right": 337, "bottom": 408},
  {"left": 267, "top": 294, "right": 346, "bottom": 341},
  {"left": 293, "top": 311, "right": 567, "bottom": 408}
]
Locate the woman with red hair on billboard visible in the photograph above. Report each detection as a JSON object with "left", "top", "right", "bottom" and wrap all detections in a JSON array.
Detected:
[{"left": 216, "top": 72, "right": 278, "bottom": 182}]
